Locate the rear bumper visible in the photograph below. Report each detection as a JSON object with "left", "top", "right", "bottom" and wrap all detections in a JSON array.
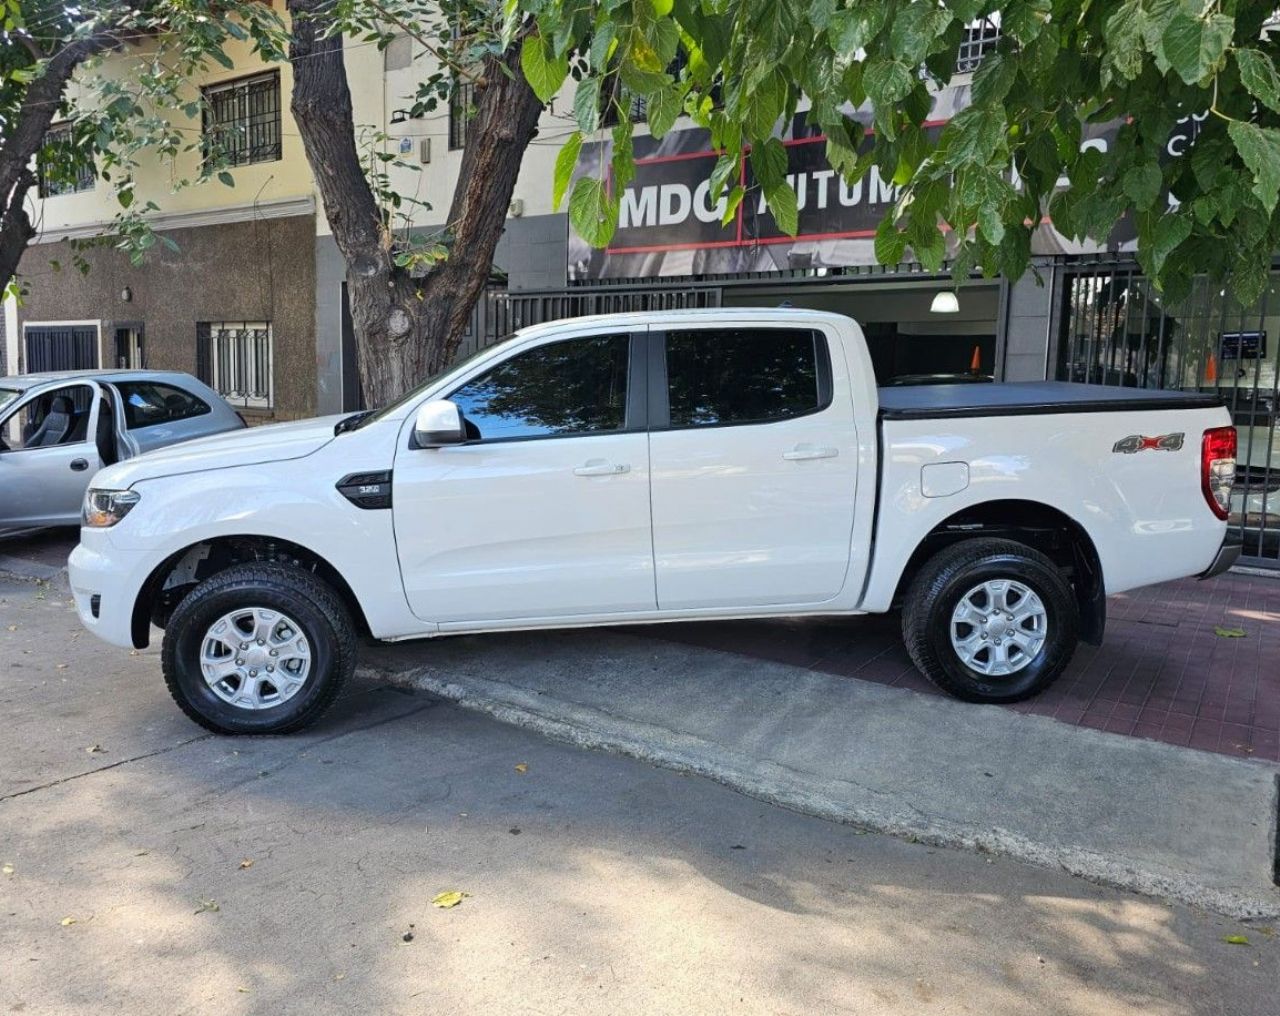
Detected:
[{"left": 1198, "top": 532, "right": 1243, "bottom": 580}]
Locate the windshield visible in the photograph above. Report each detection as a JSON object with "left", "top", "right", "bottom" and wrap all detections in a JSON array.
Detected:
[
  {"left": 0, "top": 388, "right": 20, "bottom": 415},
  {"left": 346, "top": 336, "right": 517, "bottom": 431}
]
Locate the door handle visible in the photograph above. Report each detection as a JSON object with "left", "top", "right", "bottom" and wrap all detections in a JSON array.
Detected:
[
  {"left": 574, "top": 460, "right": 630, "bottom": 477},
  {"left": 70, "top": 458, "right": 89, "bottom": 472},
  {"left": 783, "top": 445, "right": 839, "bottom": 461}
]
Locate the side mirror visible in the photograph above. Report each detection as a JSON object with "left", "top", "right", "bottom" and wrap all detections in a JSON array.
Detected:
[{"left": 414, "top": 399, "right": 466, "bottom": 448}]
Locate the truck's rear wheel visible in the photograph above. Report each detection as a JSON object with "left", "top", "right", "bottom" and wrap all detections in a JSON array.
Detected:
[
  {"left": 161, "top": 563, "right": 356, "bottom": 735},
  {"left": 902, "top": 539, "right": 1078, "bottom": 703}
]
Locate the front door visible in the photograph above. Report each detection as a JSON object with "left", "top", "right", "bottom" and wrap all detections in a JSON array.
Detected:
[
  {"left": 0, "top": 381, "right": 102, "bottom": 529},
  {"left": 392, "top": 330, "right": 654, "bottom": 625},
  {"left": 648, "top": 324, "right": 860, "bottom": 609}
]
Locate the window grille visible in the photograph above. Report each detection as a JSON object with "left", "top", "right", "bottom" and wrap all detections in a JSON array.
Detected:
[
  {"left": 449, "top": 78, "right": 477, "bottom": 150},
  {"left": 202, "top": 71, "right": 282, "bottom": 167},
  {"left": 956, "top": 19, "right": 1001, "bottom": 74},
  {"left": 37, "top": 124, "right": 95, "bottom": 198},
  {"left": 197, "top": 321, "right": 274, "bottom": 410}
]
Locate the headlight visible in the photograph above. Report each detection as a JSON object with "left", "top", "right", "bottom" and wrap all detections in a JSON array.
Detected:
[{"left": 83, "top": 488, "right": 141, "bottom": 528}]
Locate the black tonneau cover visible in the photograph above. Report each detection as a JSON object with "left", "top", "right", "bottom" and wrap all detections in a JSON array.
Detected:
[{"left": 878, "top": 381, "right": 1224, "bottom": 421}]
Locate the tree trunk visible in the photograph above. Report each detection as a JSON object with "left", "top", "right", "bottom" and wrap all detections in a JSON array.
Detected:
[{"left": 287, "top": 1, "right": 542, "bottom": 408}]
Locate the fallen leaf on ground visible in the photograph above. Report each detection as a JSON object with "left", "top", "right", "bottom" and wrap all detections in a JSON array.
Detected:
[
  {"left": 85, "top": 745, "right": 105, "bottom": 754},
  {"left": 1224, "top": 935, "right": 1250, "bottom": 946},
  {"left": 1214, "top": 627, "right": 1247, "bottom": 638},
  {"left": 59, "top": 917, "right": 76, "bottom": 927},
  {"left": 7, "top": 625, "right": 16, "bottom": 632},
  {"left": 194, "top": 899, "right": 220, "bottom": 914},
  {"left": 514, "top": 763, "right": 528, "bottom": 774},
  {"left": 2, "top": 863, "right": 13, "bottom": 875},
  {"left": 55, "top": 664, "right": 67, "bottom": 670},
  {"left": 432, "top": 890, "right": 470, "bottom": 909},
  {"left": 239, "top": 859, "right": 254, "bottom": 870}
]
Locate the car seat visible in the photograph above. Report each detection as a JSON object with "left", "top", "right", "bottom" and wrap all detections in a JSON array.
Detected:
[{"left": 25, "top": 395, "right": 74, "bottom": 447}]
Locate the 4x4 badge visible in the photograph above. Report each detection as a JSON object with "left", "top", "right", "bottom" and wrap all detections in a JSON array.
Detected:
[{"left": 1112, "top": 433, "right": 1185, "bottom": 454}]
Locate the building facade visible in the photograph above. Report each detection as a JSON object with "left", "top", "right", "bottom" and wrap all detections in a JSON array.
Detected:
[{"left": 9, "top": 14, "right": 1280, "bottom": 558}]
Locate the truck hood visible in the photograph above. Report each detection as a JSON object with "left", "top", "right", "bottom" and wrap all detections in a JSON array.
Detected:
[{"left": 95, "top": 415, "right": 345, "bottom": 488}]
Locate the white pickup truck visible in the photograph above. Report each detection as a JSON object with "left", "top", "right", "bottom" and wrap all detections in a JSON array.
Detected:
[{"left": 68, "top": 309, "right": 1239, "bottom": 734}]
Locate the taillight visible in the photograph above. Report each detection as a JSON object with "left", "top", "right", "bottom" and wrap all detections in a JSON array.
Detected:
[{"left": 1201, "top": 426, "right": 1236, "bottom": 520}]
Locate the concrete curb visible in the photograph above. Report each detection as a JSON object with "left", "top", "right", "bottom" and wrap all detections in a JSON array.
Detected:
[
  {"left": 0, "top": 556, "right": 67, "bottom": 584},
  {"left": 359, "top": 636, "right": 1280, "bottom": 922}
]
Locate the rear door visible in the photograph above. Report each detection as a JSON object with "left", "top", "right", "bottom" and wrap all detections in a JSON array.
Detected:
[
  {"left": 648, "top": 324, "right": 860, "bottom": 609},
  {"left": 0, "top": 381, "right": 102, "bottom": 528}
]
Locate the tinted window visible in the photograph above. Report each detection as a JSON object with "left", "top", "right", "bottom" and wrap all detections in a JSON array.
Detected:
[
  {"left": 113, "top": 382, "right": 211, "bottom": 429},
  {"left": 666, "top": 328, "right": 823, "bottom": 427},
  {"left": 450, "top": 334, "right": 630, "bottom": 441}
]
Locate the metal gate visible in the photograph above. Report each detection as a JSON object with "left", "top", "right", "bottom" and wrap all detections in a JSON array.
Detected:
[
  {"left": 1057, "top": 260, "right": 1280, "bottom": 562},
  {"left": 23, "top": 324, "right": 98, "bottom": 373}
]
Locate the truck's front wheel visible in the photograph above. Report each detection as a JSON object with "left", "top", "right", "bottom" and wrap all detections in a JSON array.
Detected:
[
  {"left": 902, "top": 539, "right": 1078, "bottom": 703},
  {"left": 161, "top": 563, "right": 356, "bottom": 735}
]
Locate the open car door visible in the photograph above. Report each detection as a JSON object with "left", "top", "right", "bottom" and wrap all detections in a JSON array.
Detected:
[{"left": 0, "top": 380, "right": 104, "bottom": 529}]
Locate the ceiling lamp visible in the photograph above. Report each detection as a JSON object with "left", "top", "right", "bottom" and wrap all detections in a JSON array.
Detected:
[{"left": 930, "top": 291, "right": 960, "bottom": 314}]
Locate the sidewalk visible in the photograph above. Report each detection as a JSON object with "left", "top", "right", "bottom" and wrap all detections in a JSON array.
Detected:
[{"left": 634, "top": 570, "right": 1280, "bottom": 763}]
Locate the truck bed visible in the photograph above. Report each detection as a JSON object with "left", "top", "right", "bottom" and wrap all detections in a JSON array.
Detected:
[{"left": 877, "top": 381, "right": 1224, "bottom": 420}]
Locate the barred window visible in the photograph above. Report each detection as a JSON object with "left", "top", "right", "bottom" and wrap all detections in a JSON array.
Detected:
[
  {"left": 956, "top": 18, "right": 1001, "bottom": 74},
  {"left": 449, "top": 78, "right": 477, "bottom": 150},
  {"left": 197, "top": 321, "right": 274, "bottom": 410},
  {"left": 202, "top": 71, "right": 282, "bottom": 167},
  {"left": 38, "top": 124, "right": 95, "bottom": 198}
]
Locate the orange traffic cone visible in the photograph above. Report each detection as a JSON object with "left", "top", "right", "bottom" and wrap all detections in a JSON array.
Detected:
[
  {"left": 1205, "top": 351, "right": 1218, "bottom": 384},
  {"left": 970, "top": 344, "right": 982, "bottom": 373}
]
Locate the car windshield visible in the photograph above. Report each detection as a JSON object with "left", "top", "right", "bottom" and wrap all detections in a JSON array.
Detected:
[
  {"left": 0, "top": 387, "right": 20, "bottom": 414},
  {"left": 344, "top": 337, "right": 517, "bottom": 432}
]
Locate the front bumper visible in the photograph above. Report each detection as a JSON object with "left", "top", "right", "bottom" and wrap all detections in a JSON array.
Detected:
[
  {"left": 1198, "top": 532, "right": 1243, "bottom": 580},
  {"left": 68, "top": 533, "right": 154, "bottom": 648}
]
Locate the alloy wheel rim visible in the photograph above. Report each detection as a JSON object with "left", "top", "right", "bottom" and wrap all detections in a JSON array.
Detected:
[
  {"left": 949, "top": 579, "right": 1048, "bottom": 677},
  {"left": 199, "top": 606, "right": 311, "bottom": 710}
]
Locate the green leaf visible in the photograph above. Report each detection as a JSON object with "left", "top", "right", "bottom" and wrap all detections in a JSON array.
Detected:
[
  {"left": 1147, "top": 212, "right": 1192, "bottom": 275},
  {"left": 874, "top": 216, "right": 908, "bottom": 265},
  {"left": 946, "top": 106, "right": 1007, "bottom": 165},
  {"left": 569, "top": 176, "right": 617, "bottom": 248},
  {"left": 750, "top": 137, "right": 787, "bottom": 189},
  {"left": 1161, "top": 11, "right": 1234, "bottom": 86},
  {"left": 1228, "top": 120, "right": 1280, "bottom": 213},
  {"left": 1214, "top": 626, "right": 1247, "bottom": 639},
  {"left": 647, "top": 84, "right": 684, "bottom": 139},
  {"left": 1122, "top": 163, "right": 1163, "bottom": 208},
  {"left": 972, "top": 52, "right": 1017, "bottom": 106},
  {"left": 827, "top": 4, "right": 888, "bottom": 54},
  {"left": 1101, "top": 2, "right": 1145, "bottom": 84},
  {"left": 764, "top": 180, "right": 798, "bottom": 236},
  {"left": 1224, "top": 935, "right": 1250, "bottom": 945},
  {"left": 217, "top": 171, "right": 234, "bottom": 187},
  {"left": 553, "top": 132, "right": 583, "bottom": 210},
  {"left": 1236, "top": 49, "right": 1280, "bottom": 115},
  {"left": 520, "top": 34, "right": 568, "bottom": 103},
  {"left": 573, "top": 77, "right": 601, "bottom": 134},
  {"left": 1003, "top": 0, "right": 1050, "bottom": 45},
  {"left": 863, "top": 61, "right": 914, "bottom": 107}
]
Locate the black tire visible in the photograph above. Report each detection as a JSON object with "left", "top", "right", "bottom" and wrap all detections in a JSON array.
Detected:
[
  {"left": 161, "top": 563, "right": 356, "bottom": 735},
  {"left": 902, "top": 538, "right": 1078, "bottom": 703}
]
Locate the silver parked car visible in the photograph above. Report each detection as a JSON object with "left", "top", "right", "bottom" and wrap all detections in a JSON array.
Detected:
[{"left": 0, "top": 370, "right": 245, "bottom": 532}]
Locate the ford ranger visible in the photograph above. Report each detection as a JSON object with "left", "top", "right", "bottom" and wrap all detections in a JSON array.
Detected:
[{"left": 67, "top": 309, "right": 1240, "bottom": 734}]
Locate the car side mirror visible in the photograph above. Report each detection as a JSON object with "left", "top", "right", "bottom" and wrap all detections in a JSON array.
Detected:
[{"left": 414, "top": 399, "right": 466, "bottom": 448}]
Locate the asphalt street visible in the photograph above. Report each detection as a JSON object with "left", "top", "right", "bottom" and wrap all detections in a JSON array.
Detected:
[{"left": 1, "top": 575, "right": 1276, "bottom": 1015}]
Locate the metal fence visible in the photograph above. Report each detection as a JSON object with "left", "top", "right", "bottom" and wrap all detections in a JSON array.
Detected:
[
  {"left": 1058, "top": 260, "right": 1280, "bottom": 562},
  {"left": 196, "top": 321, "right": 273, "bottom": 410}
]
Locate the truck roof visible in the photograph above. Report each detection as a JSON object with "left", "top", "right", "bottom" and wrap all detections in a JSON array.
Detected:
[
  {"left": 878, "top": 381, "right": 1225, "bottom": 420},
  {"left": 513, "top": 306, "right": 854, "bottom": 340}
]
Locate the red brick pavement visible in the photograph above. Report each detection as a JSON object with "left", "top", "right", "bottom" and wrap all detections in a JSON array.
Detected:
[{"left": 632, "top": 571, "right": 1280, "bottom": 764}]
